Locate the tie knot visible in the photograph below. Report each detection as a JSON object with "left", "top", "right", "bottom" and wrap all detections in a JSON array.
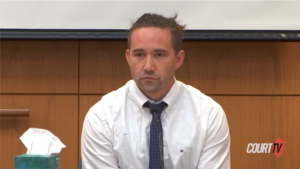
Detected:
[{"left": 143, "top": 101, "right": 168, "bottom": 116}]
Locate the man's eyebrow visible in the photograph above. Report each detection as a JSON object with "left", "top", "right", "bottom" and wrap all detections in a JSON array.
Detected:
[
  {"left": 132, "top": 48, "right": 145, "bottom": 53},
  {"left": 153, "top": 49, "right": 169, "bottom": 53},
  {"left": 132, "top": 48, "right": 169, "bottom": 53}
]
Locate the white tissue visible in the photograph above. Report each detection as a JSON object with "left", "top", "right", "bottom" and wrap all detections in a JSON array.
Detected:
[{"left": 20, "top": 128, "right": 66, "bottom": 155}]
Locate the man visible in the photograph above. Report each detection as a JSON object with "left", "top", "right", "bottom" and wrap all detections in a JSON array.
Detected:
[{"left": 81, "top": 13, "right": 230, "bottom": 169}]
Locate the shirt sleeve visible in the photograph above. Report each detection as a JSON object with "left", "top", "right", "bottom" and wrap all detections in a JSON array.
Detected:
[
  {"left": 81, "top": 107, "right": 119, "bottom": 169},
  {"left": 197, "top": 105, "right": 231, "bottom": 169}
]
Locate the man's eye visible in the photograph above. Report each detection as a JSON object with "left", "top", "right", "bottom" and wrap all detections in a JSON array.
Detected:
[
  {"left": 134, "top": 53, "right": 143, "bottom": 57},
  {"left": 156, "top": 53, "right": 164, "bottom": 57}
]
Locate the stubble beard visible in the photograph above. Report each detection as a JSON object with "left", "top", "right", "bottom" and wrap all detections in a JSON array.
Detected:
[{"left": 136, "top": 78, "right": 162, "bottom": 94}]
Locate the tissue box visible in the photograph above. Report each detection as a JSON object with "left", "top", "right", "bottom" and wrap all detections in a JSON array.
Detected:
[{"left": 15, "top": 154, "right": 60, "bottom": 169}]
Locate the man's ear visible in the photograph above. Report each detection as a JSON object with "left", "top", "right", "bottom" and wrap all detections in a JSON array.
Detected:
[
  {"left": 175, "top": 50, "right": 185, "bottom": 70},
  {"left": 125, "top": 49, "right": 131, "bottom": 66}
]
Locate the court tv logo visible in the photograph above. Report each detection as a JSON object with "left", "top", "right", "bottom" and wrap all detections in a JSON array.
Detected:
[{"left": 246, "top": 138, "right": 284, "bottom": 157}]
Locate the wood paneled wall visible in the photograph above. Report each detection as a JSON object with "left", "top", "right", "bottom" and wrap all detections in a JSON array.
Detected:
[
  {"left": 0, "top": 41, "right": 79, "bottom": 169},
  {"left": 1, "top": 41, "right": 78, "bottom": 93},
  {"left": 1, "top": 40, "right": 299, "bottom": 169}
]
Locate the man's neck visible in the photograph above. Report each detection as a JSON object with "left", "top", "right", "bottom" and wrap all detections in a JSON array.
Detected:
[{"left": 142, "top": 78, "right": 175, "bottom": 102}]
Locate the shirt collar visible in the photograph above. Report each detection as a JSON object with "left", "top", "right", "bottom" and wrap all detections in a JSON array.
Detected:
[{"left": 129, "top": 77, "right": 180, "bottom": 113}]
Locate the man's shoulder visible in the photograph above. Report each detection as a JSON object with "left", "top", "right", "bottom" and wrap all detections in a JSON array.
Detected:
[
  {"left": 178, "top": 81, "right": 225, "bottom": 123},
  {"left": 90, "top": 80, "right": 131, "bottom": 110},
  {"left": 84, "top": 80, "right": 132, "bottom": 125},
  {"left": 178, "top": 80, "right": 222, "bottom": 109}
]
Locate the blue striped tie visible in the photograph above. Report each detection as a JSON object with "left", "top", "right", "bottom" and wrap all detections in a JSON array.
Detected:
[{"left": 143, "top": 101, "right": 168, "bottom": 169}]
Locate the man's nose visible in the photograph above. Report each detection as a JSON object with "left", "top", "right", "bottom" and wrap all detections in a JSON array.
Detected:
[{"left": 143, "top": 55, "right": 155, "bottom": 72}]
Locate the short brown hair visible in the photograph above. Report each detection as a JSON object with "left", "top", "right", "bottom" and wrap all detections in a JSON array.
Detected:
[{"left": 128, "top": 13, "right": 186, "bottom": 55}]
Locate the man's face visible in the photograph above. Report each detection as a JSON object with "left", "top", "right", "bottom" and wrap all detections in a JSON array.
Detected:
[{"left": 126, "top": 27, "right": 184, "bottom": 95}]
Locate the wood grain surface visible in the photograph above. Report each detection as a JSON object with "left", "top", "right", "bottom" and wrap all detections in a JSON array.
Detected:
[
  {"left": 79, "top": 41, "right": 131, "bottom": 94},
  {"left": 0, "top": 95, "right": 79, "bottom": 169},
  {"left": 79, "top": 41, "right": 300, "bottom": 94},
  {"left": 0, "top": 40, "right": 78, "bottom": 93},
  {"left": 211, "top": 96, "right": 300, "bottom": 168}
]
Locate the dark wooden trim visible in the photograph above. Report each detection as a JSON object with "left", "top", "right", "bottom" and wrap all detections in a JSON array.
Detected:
[{"left": 1, "top": 29, "right": 300, "bottom": 41}]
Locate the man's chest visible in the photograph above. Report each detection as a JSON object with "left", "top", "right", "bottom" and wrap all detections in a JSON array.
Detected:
[{"left": 111, "top": 107, "right": 206, "bottom": 168}]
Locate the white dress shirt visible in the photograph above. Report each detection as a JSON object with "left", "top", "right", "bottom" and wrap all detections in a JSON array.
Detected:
[{"left": 81, "top": 79, "right": 231, "bottom": 169}]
